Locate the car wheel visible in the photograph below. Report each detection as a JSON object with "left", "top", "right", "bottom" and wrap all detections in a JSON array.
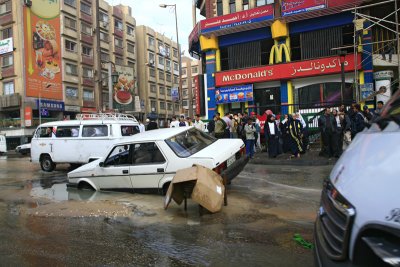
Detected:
[
  {"left": 162, "top": 182, "right": 171, "bottom": 196},
  {"left": 78, "top": 182, "right": 94, "bottom": 191},
  {"left": 40, "top": 155, "right": 55, "bottom": 172}
]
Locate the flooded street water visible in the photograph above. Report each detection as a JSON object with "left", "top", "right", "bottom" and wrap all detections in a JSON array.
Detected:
[{"left": 0, "top": 156, "right": 331, "bottom": 266}]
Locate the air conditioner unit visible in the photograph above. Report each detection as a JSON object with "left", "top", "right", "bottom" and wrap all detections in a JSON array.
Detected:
[
  {"left": 102, "top": 21, "right": 109, "bottom": 29},
  {"left": 149, "top": 59, "right": 154, "bottom": 66}
]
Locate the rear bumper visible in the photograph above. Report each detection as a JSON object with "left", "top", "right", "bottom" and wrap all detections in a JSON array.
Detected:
[{"left": 221, "top": 155, "right": 249, "bottom": 182}]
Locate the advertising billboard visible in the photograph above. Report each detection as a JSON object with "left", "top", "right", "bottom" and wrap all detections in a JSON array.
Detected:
[
  {"left": 171, "top": 87, "right": 179, "bottom": 102},
  {"left": 0, "top": 38, "right": 13, "bottom": 55},
  {"left": 113, "top": 65, "right": 135, "bottom": 111},
  {"left": 215, "top": 84, "right": 254, "bottom": 104},
  {"left": 281, "top": 0, "right": 326, "bottom": 17},
  {"left": 24, "top": 0, "right": 63, "bottom": 100}
]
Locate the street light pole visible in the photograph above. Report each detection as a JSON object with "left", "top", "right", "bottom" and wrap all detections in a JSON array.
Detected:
[
  {"left": 339, "top": 51, "right": 347, "bottom": 105},
  {"left": 160, "top": 3, "right": 182, "bottom": 116}
]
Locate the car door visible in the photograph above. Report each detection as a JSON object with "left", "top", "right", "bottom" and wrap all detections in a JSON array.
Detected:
[
  {"left": 129, "top": 142, "right": 168, "bottom": 190},
  {"left": 96, "top": 144, "right": 134, "bottom": 191}
]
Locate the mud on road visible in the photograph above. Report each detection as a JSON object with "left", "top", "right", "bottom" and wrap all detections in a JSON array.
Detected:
[{"left": 0, "top": 156, "right": 331, "bottom": 266}]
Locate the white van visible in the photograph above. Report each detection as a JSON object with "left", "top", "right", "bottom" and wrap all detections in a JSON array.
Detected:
[
  {"left": 314, "top": 89, "right": 400, "bottom": 267},
  {"left": 31, "top": 113, "right": 140, "bottom": 172},
  {"left": 0, "top": 135, "right": 6, "bottom": 154}
]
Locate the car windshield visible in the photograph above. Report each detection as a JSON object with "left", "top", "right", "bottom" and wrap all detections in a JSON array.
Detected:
[{"left": 165, "top": 128, "right": 217, "bottom": 158}]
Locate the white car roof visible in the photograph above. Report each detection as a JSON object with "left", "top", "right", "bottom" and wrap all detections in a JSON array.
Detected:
[
  {"left": 116, "top": 126, "right": 194, "bottom": 143},
  {"left": 38, "top": 120, "right": 139, "bottom": 127}
]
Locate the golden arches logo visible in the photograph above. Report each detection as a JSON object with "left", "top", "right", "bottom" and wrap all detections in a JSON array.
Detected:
[{"left": 269, "top": 43, "right": 291, "bottom": 64}]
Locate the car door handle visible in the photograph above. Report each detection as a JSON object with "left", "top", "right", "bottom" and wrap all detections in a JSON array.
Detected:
[
  {"left": 157, "top": 168, "right": 164, "bottom": 173},
  {"left": 122, "top": 170, "right": 129, "bottom": 174}
]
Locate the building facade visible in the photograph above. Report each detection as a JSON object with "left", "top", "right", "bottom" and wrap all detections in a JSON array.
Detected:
[
  {"left": 181, "top": 56, "right": 202, "bottom": 117},
  {"left": 136, "top": 25, "right": 181, "bottom": 126},
  {"left": 189, "top": 0, "right": 398, "bottom": 120},
  {"left": 0, "top": 0, "right": 137, "bottom": 148}
]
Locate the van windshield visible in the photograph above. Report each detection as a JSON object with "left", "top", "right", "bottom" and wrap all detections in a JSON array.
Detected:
[{"left": 165, "top": 128, "right": 217, "bottom": 158}]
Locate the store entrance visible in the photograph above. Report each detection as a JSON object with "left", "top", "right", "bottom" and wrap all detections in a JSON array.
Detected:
[{"left": 254, "top": 87, "right": 281, "bottom": 115}]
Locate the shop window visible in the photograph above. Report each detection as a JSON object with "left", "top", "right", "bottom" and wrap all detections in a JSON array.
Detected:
[
  {"left": 290, "top": 34, "right": 301, "bottom": 62},
  {"left": 220, "top": 40, "right": 263, "bottom": 71}
]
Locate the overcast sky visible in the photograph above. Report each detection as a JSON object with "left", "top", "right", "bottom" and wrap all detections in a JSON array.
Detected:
[{"left": 105, "top": 0, "right": 203, "bottom": 56}]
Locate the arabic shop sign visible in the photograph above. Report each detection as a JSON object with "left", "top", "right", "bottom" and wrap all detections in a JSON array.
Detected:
[
  {"left": 215, "top": 54, "right": 362, "bottom": 87},
  {"left": 36, "top": 99, "right": 64, "bottom": 111},
  {"left": 0, "top": 38, "right": 13, "bottom": 55},
  {"left": 200, "top": 5, "right": 274, "bottom": 33},
  {"left": 215, "top": 84, "right": 253, "bottom": 104},
  {"left": 281, "top": 0, "right": 326, "bottom": 17}
]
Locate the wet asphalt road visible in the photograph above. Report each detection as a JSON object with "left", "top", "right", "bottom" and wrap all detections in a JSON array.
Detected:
[{"left": 0, "top": 156, "right": 332, "bottom": 267}]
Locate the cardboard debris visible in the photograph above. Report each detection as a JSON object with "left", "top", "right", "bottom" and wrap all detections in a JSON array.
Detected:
[{"left": 164, "top": 165, "right": 225, "bottom": 213}]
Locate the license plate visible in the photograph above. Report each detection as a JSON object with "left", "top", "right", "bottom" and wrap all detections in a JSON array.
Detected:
[{"left": 227, "top": 155, "right": 236, "bottom": 167}]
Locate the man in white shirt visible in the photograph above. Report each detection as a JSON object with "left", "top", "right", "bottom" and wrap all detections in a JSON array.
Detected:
[
  {"left": 169, "top": 116, "right": 180, "bottom": 128},
  {"left": 222, "top": 113, "right": 232, "bottom": 138},
  {"left": 193, "top": 114, "right": 205, "bottom": 131},
  {"left": 138, "top": 120, "right": 145, "bottom": 133}
]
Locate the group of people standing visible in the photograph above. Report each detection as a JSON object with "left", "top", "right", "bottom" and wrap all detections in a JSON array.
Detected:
[
  {"left": 318, "top": 101, "right": 384, "bottom": 158},
  {"left": 207, "top": 111, "right": 309, "bottom": 159}
]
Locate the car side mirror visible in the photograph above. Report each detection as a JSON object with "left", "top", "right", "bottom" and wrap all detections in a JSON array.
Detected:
[{"left": 99, "top": 162, "right": 104, "bottom": 167}]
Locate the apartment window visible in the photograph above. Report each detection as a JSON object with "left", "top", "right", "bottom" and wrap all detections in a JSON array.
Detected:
[
  {"left": 257, "top": 0, "right": 273, "bottom": 6},
  {"left": 182, "top": 100, "right": 188, "bottom": 107},
  {"left": 173, "top": 48, "right": 178, "bottom": 57},
  {"left": 167, "top": 103, "right": 172, "bottom": 110},
  {"left": 166, "top": 59, "right": 171, "bottom": 70},
  {"left": 183, "top": 89, "right": 188, "bottom": 97},
  {"left": 191, "top": 66, "right": 198, "bottom": 73},
  {"left": 65, "top": 40, "right": 77, "bottom": 52},
  {"left": 229, "top": 0, "right": 236, "bottom": 13},
  {"left": 80, "top": 2, "right": 91, "bottom": 15},
  {"left": 66, "top": 86, "right": 78, "bottom": 98},
  {"left": 0, "top": 1, "right": 11, "bottom": 15},
  {"left": 150, "top": 83, "right": 156, "bottom": 93},
  {"left": 182, "top": 79, "right": 187, "bottom": 87},
  {"left": 100, "top": 31, "right": 108, "bottom": 42},
  {"left": 159, "top": 86, "right": 165, "bottom": 95},
  {"left": 167, "top": 87, "right": 171, "bottom": 96},
  {"left": 127, "top": 25, "right": 134, "bottom": 36},
  {"left": 165, "top": 45, "right": 170, "bottom": 57},
  {"left": 173, "top": 62, "right": 178, "bottom": 71},
  {"left": 81, "top": 22, "right": 92, "bottom": 35},
  {"left": 2, "top": 53, "right": 13, "bottom": 67},
  {"left": 217, "top": 0, "right": 223, "bottom": 16},
  {"left": 149, "top": 52, "right": 155, "bottom": 64},
  {"left": 83, "top": 89, "right": 94, "bottom": 101},
  {"left": 66, "top": 63, "right": 78, "bottom": 75},
  {"left": 115, "top": 37, "right": 123, "bottom": 48},
  {"left": 82, "top": 67, "right": 93, "bottom": 78},
  {"left": 182, "top": 68, "right": 187, "bottom": 76},
  {"left": 127, "top": 43, "right": 135, "bottom": 53},
  {"left": 128, "top": 61, "right": 135, "bottom": 69},
  {"left": 174, "top": 103, "right": 179, "bottom": 111},
  {"left": 64, "top": 0, "right": 76, "bottom": 7},
  {"left": 174, "top": 76, "right": 178, "bottom": 84},
  {"left": 115, "top": 57, "right": 123, "bottom": 66},
  {"left": 166, "top": 74, "right": 171, "bottom": 82},
  {"left": 100, "top": 51, "right": 109, "bottom": 62},
  {"left": 151, "top": 100, "right": 157, "bottom": 111},
  {"left": 148, "top": 36, "right": 155, "bottom": 47},
  {"left": 3, "top": 81, "right": 14, "bottom": 95},
  {"left": 158, "top": 56, "right": 164, "bottom": 66},
  {"left": 160, "top": 101, "right": 165, "bottom": 110},
  {"left": 159, "top": 70, "right": 164, "bottom": 80},
  {"left": 1, "top": 27, "right": 12, "bottom": 39},
  {"left": 243, "top": 0, "right": 249, "bottom": 10},
  {"left": 65, "top": 17, "right": 77, "bottom": 29},
  {"left": 115, "top": 19, "right": 123, "bottom": 30},
  {"left": 99, "top": 11, "right": 108, "bottom": 22},
  {"left": 82, "top": 45, "right": 92, "bottom": 57},
  {"left": 150, "top": 68, "right": 155, "bottom": 77}
]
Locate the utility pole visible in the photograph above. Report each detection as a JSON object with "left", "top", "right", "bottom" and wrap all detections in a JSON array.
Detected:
[{"left": 95, "top": 0, "right": 103, "bottom": 111}]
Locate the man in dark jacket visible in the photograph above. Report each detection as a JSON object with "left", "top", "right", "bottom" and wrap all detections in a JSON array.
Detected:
[
  {"left": 318, "top": 108, "right": 338, "bottom": 158},
  {"left": 207, "top": 115, "right": 216, "bottom": 136},
  {"left": 351, "top": 104, "right": 366, "bottom": 138},
  {"left": 147, "top": 119, "right": 158, "bottom": 130}
]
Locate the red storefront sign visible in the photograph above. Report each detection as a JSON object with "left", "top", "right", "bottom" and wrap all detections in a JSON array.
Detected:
[{"left": 215, "top": 54, "right": 361, "bottom": 87}]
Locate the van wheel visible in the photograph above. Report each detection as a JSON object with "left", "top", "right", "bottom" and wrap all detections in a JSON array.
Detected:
[{"left": 40, "top": 155, "right": 55, "bottom": 172}]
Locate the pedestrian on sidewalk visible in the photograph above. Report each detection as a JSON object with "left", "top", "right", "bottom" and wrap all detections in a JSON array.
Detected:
[
  {"left": 214, "top": 113, "right": 227, "bottom": 139},
  {"left": 244, "top": 118, "right": 256, "bottom": 158},
  {"left": 332, "top": 109, "right": 343, "bottom": 157},
  {"left": 288, "top": 114, "right": 304, "bottom": 159},
  {"left": 318, "top": 108, "right": 337, "bottom": 158},
  {"left": 280, "top": 114, "right": 290, "bottom": 153},
  {"left": 265, "top": 114, "right": 280, "bottom": 158}
]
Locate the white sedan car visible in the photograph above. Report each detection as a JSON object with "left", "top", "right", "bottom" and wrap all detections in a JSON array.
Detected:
[{"left": 68, "top": 127, "right": 248, "bottom": 194}]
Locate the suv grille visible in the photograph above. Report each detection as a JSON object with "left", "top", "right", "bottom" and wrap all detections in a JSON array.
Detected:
[{"left": 316, "top": 181, "right": 355, "bottom": 260}]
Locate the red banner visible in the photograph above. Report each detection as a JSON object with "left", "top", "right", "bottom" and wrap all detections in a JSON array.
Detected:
[
  {"left": 24, "top": 106, "right": 32, "bottom": 127},
  {"left": 215, "top": 54, "right": 361, "bottom": 87}
]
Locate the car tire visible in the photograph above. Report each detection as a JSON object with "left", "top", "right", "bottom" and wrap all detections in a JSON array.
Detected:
[{"left": 40, "top": 155, "right": 56, "bottom": 172}]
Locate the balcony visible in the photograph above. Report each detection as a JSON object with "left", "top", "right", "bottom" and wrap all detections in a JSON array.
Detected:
[
  {"left": 80, "top": 12, "right": 92, "bottom": 24},
  {"left": 0, "top": 93, "right": 21, "bottom": 110},
  {"left": 62, "top": 27, "right": 78, "bottom": 39},
  {"left": 82, "top": 77, "right": 95, "bottom": 87},
  {"left": 81, "top": 55, "right": 94, "bottom": 66},
  {"left": 61, "top": 1, "right": 77, "bottom": 15},
  {"left": 0, "top": 12, "right": 13, "bottom": 26},
  {"left": 1, "top": 66, "right": 14, "bottom": 78},
  {"left": 127, "top": 51, "right": 135, "bottom": 60},
  {"left": 114, "top": 28, "right": 123, "bottom": 38},
  {"left": 80, "top": 33, "right": 94, "bottom": 44},
  {"left": 63, "top": 49, "right": 79, "bottom": 62},
  {"left": 126, "top": 34, "right": 135, "bottom": 42},
  {"left": 114, "top": 46, "right": 123, "bottom": 56},
  {"left": 100, "top": 40, "right": 110, "bottom": 50},
  {"left": 113, "top": 7, "right": 123, "bottom": 19}
]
